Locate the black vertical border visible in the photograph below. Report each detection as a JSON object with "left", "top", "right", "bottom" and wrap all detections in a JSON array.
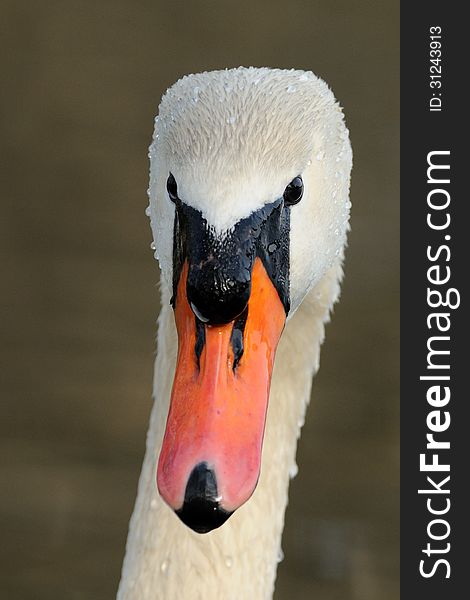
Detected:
[{"left": 401, "top": 4, "right": 466, "bottom": 599}]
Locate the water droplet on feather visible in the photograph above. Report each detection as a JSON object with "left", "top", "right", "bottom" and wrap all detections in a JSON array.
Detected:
[
  {"left": 160, "top": 559, "right": 170, "bottom": 573},
  {"left": 289, "top": 463, "right": 298, "bottom": 478}
]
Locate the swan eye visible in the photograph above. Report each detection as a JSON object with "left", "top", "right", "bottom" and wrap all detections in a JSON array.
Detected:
[
  {"left": 283, "top": 176, "right": 303, "bottom": 206},
  {"left": 167, "top": 173, "right": 178, "bottom": 203}
]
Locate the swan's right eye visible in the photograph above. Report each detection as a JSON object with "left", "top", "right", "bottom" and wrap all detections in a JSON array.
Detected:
[
  {"left": 283, "top": 176, "right": 303, "bottom": 206},
  {"left": 167, "top": 173, "right": 178, "bottom": 203}
]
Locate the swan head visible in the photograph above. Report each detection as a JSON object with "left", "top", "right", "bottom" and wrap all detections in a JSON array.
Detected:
[{"left": 147, "top": 67, "right": 352, "bottom": 533}]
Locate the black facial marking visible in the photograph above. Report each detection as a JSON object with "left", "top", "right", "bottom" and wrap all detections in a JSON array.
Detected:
[
  {"left": 171, "top": 196, "right": 291, "bottom": 324},
  {"left": 230, "top": 307, "right": 248, "bottom": 371}
]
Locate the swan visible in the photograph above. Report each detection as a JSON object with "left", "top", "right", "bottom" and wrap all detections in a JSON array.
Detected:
[{"left": 118, "top": 66, "right": 352, "bottom": 600}]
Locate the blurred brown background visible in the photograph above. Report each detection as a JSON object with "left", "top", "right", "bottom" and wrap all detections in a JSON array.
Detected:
[{"left": 0, "top": 1, "right": 399, "bottom": 598}]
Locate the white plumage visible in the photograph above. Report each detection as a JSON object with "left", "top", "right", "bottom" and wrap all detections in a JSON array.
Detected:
[{"left": 118, "top": 66, "right": 352, "bottom": 600}]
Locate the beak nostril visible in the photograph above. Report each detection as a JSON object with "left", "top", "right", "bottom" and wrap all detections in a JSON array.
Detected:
[{"left": 175, "top": 462, "right": 233, "bottom": 533}]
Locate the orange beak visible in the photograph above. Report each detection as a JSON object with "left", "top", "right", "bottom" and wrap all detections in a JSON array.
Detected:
[{"left": 157, "top": 257, "right": 286, "bottom": 532}]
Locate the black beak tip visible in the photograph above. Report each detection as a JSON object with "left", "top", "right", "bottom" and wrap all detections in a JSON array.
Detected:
[
  {"left": 175, "top": 499, "right": 233, "bottom": 534},
  {"left": 175, "top": 462, "right": 234, "bottom": 533}
]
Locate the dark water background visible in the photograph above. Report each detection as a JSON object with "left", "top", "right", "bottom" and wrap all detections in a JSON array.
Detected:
[{"left": 1, "top": 1, "right": 399, "bottom": 598}]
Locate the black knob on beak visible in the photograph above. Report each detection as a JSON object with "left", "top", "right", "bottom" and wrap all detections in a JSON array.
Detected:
[
  {"left": 187, "top": 270, "right": 251, "bottom": 325},
  {"left": 175, "top": 462, "right": 233, "bottom": 533}
]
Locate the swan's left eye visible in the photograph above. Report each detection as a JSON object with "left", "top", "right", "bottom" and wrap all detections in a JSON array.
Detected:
[
  {"left": 167, "top": 173, "right": 178, "bottom": 203},
  {"left": 283, "top": 176, "right": 303, "bottom": 206}
]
